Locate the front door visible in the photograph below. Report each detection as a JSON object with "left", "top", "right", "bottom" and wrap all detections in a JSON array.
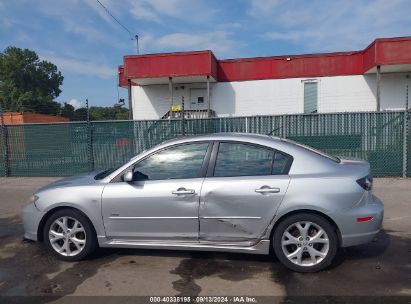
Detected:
[
  {"left": 102, "top": 142, "right": 211, "bottom": 241},
  {"left": 190, "top": 88, "right": 208, "bottom": 110},
  {"left": 199, "top": 142, "right": 291, "bottom": 243}
]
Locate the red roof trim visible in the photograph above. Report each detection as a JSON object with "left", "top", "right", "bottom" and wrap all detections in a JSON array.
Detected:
[
  {"left": 218, "top": 51, "right": 362, "bottom": 63},
  {"left": 119, "top": 36, "right": 411, "bottom": 86},
  {"left": 124, "top": 50, "right": 213, "bottom": 59},
  {"left": 123, "top": 51, "right": 218, "bottom": 82}
]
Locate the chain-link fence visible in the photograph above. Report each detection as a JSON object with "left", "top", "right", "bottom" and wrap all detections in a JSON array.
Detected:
[
  {"left": 0, "top": 123, "right": 6, "bottom": 176},
  {"left": 0, "top": 111, "right": 409, "bottom": 177}
]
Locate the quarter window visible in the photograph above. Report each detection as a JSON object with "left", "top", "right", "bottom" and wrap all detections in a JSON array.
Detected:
[
  {"left": 133, "top": 143, "right": 209, "bottom": 180},
  {"left": 271, "top": 152, "right": 290, "bottom": 174}
]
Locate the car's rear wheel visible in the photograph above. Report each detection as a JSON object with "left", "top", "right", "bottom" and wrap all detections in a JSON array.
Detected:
[
  {"left": 43, "top": 209, "right": 97, "bottom": 261},
  {"left": 273, "top": 213, "right": 338, "bottom": 272}
]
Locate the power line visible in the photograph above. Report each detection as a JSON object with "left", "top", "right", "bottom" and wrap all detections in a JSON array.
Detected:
[
  {"left": 95, "top": 0, "right": 134, "bottom": 39},
  {"left": 95, "top": 0, "right": 140, "bottom": 54}
]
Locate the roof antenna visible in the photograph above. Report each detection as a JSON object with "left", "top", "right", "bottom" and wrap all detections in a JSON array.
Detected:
[{"left": 266, "top": 126, "right": 283, "bottom": 136}]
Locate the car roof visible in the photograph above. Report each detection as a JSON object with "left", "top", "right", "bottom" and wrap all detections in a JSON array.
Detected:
[
  {"left": 161, "top": 132, "right": 281, "bottom": 145},
  {"left": 107, "top": 132, "right": 340, "bottom": 182},
  {"left": 123, "top": 133, "right": 284, "bottom": 173}
]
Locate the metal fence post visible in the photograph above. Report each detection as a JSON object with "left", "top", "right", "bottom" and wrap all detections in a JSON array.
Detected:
[
  {"left": 0, "top": 111, "right": 10, "bottom": 176},
  {"left": 181, "top": 96, "right": 185, "bottom": 136},
  {"left": 86, "top": 99, "right": 94, "bottom": 172},
  {"left": 403, "top": 82, "right": 409, "bottom": 178}
]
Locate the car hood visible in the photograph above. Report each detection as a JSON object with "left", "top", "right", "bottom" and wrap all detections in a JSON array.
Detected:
[{"left": 37, "top": 172, "right": 99, "bottom": 192}]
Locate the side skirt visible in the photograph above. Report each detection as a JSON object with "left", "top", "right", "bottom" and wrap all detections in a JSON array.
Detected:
[{"left": 97, "top": 237, "right": 270, "bottom": 255}]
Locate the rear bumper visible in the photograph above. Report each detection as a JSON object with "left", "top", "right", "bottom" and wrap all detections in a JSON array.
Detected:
[{"left": 335, "top": 194, "right": 384, "bottom": 247}]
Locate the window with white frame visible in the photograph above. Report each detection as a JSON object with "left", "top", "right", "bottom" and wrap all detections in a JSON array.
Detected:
[{"left": 304, "top": 82, "right": 318, "bottom": 114}]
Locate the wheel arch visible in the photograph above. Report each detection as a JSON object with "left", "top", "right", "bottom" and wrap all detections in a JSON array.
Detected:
[
  {"left": 37, "top": 206, "right": 97, "bottom": 242},
  {"left": 268, "top": 209, "right": 343, "bottom": 247}
]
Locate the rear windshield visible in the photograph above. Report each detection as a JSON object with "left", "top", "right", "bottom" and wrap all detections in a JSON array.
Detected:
[{"left": 281, "top": 138, "right": 340, "bottom": 163}]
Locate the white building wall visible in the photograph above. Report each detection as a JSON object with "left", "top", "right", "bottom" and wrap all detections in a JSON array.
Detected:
[
  {"left": 211, "top": 78, "right": 303, "bottom": 117},
  {"left": 380, "top": 73, "right": 410, "bottom": 110},
  {"left": 132, "top": 73, "right": 410, "bottom": 120},
  {"left": 318, "top": 75, "right": 376, "bottom": 113}
]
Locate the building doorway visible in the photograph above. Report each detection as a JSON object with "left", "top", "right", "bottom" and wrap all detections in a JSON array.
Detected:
[{"left": 189, "top": 88, "right": 208, "bottom": 110}]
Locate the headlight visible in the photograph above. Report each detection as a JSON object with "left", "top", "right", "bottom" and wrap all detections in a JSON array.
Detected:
[{"left": 29, "top": 195, "right": 39, "bottom": 205}]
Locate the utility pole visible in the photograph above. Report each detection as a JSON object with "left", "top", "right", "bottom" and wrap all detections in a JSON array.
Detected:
[{"left": 135, "top": 35, "right": 139, "bottom": 55}]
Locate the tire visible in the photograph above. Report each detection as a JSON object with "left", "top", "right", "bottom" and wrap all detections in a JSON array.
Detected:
[
  {"left": 273, "top": 213, "right": 338, "bottom": 272},
  {"left": 43, "top": 208, "right": 97, "bottom": 261}
]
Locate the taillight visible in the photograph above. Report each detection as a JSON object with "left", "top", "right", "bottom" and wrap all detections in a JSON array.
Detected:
[{"left": 356, "top": 175, "right": 373, "bottom": 191}]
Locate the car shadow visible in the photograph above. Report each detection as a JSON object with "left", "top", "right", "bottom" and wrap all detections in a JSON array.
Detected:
[
  {"left": 329, "top": 229, "right": 390, "bottom": 270},
  {"left": 90, "top": 245, "right": 277, "bottom": 263},
  {"left": 89, "top": 229, "right": 391, "bottom": 269}
]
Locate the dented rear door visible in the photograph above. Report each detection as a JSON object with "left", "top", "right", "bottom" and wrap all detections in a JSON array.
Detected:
[{"left": 199, "top": 175, "right": 290, "bottom": 243}]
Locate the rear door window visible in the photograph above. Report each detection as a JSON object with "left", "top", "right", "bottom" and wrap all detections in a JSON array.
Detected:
[{"left": 213, "top": 142, "right": 291, "bottom": 177}]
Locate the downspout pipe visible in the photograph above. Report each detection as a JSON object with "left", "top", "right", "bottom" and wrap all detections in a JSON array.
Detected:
[
  {"left": 128, "top": 79, "right": 133, "bottom": 120},
  {"left": 376, "top": 65, "right": 381, "bottom": 112}
]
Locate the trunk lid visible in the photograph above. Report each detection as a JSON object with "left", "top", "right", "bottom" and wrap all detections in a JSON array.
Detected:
[{"left": 338, "top": 157, "right": 371, "bottom": 177}]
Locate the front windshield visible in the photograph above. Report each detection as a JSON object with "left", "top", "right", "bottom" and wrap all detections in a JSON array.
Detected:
[{"left": 94, "top": 165, "right": 123, "bottom": 180}]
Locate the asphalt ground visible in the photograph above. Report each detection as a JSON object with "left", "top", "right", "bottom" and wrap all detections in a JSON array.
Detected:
[{"left": 0, "top": 177, "right": 410, "bottom": 303}]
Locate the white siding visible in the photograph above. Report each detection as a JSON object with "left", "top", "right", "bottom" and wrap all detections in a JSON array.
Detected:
[
  {"left": 132, "top": 73, "right": 410, "bottom": 120},
  {"left": 132, "top": 85, "right": 170, "bottom": 120},
  {"left": 380, "top": 73, "right": 409, "bottom": 110},
  {"left": 319, "top": 75, "right": 376, "bottom": 113},
  {"left": 212, "top": 78, "right": 303, "bottom": 117}
]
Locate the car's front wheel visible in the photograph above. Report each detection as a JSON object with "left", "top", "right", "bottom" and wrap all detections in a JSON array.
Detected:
[
  {"left": 273, "top": 213, "right": 338, "bottom": 272},
  {"left": 43, "top": 209, "right": 97, "bottom": 261}
]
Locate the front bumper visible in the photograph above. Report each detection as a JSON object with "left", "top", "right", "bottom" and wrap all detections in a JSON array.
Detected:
[
  {"left": 335, "top": 194, "right": 384, "bottom": 247},
  {"left": 21, "top": 203, "right": 44, "bottom": 241}
]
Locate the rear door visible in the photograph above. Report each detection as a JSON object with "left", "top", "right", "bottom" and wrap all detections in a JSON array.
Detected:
[{"left": 199, "top": 141, "right": 291, "bottom": 243}]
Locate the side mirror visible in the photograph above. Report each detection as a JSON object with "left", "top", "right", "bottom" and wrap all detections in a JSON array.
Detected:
[{"left": 123, "top": 171, "right": 133, "bottom": 182}]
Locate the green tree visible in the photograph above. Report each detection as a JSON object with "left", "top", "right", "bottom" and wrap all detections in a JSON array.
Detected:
[
  {"left": 0, "top": 46, "right": 64, "bottom": 113},
  {"left": 68, "top": 106, "right": 129, "bottom": 121},
  {"left": 72, "top": 108, "right": 88, "bottom": 121},
  {"left": 60, "top": 102, "right": 75, "bottom": 120},
  {"left": 89, "top": 106, "right": 129, "bottom": 121}
]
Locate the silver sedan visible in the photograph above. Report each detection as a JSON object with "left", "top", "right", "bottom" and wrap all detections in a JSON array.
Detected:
[{"left": 22, "top": 133, "right": 384, "bottom": 272}]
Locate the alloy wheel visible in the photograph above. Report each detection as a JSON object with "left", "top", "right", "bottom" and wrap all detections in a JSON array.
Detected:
[
  {"left": 281, "top": 221, "right": 329, "bottom": 267},
  {"left": 48, "top": 216, "right": 87, "bottom": 257}
]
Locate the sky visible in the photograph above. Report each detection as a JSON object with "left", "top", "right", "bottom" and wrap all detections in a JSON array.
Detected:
[{"left": 1, "top": 0, "right": 411, "bottom": 109}]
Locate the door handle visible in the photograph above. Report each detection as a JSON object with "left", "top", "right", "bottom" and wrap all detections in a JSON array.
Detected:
[
  {"left": 255, "top": 186, "right": 280, "bottom": 194},
  {"left": 172, "top": 188, "right": 195, "bottom": 195}
]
